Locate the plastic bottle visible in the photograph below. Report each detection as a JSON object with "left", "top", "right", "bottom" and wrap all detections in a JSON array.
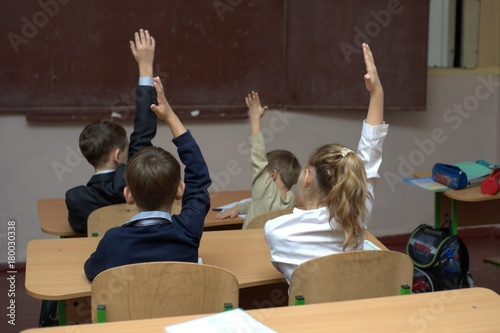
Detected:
[{"left": 443, "top": 249, "right": 460, "bottom": 276}]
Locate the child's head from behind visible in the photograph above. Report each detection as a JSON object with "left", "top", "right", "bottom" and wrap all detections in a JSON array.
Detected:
[
  {"left": 266, "top": 150, "right": 301, "bottom": 190},
  {"left": 79, "top": 121, "right": 128, "bottom": 169},
  {"left": 124, "top": 146, "right": 182, "bottom": 211},
  {"left": 301, "top": 144, "right": 368, "bottom": 249}
]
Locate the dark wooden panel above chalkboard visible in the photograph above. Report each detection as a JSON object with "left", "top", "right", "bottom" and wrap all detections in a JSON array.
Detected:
[
  {"left": 0, "top": 0, "right": 428, "bottom": 122},
  {"left": 286, "top": 0, "right": 429, "bottom": 111}
]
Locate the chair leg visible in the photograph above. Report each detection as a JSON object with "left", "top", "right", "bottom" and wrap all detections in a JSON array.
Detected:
[
  {"left": 294, "top": 295, "right": 305, "bottom": 305},
  {"left": 38, "top": 300, "right": 58, "bottom": 327},
  {"left": 400, "top": 284, "right": 411, "bottom": 295},
  {"left": 224, "top": 302, "right": 234, "bottom": 311},
  {"left": 96, "top": 304, "right": 106, "bottom": 323}
]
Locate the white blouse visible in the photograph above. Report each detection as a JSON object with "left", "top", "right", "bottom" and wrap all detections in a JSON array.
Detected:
[{"left": 264, "top": 121, "right": 389, "bottom": 284}]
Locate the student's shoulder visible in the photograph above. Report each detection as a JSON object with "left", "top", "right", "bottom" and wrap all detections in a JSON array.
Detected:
[
  {"left": 265, "top": 211, "right": 296, "bottom": 232},
  {"left": 98, "top": 225, "right": 127, "bottom": 242}
]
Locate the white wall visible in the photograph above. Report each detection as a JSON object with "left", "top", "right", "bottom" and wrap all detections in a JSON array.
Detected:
[{"left": 0, "top": 71, "right": 498, "bottom": 262}]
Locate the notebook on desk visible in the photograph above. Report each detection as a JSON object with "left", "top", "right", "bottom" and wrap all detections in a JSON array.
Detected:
[
  {"left": 363, "top": 240, "right": 382, "bottom": 251},
  {"left": 454, "top": 161, "right": 492, "bottom": 183},
  {"left": 404, "top": 177, "right": 449, "bottom": 192},
  {"left": 213, "top": 197, "right": 251, "bottom": 219}
]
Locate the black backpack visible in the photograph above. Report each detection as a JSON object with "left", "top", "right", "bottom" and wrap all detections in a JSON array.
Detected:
[{"left": 406, "top": 223, "right": 473, "bottom": 293}]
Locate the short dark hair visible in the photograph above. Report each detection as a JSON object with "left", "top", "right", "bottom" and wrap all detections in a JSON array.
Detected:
[
  {"left": 79, "top": 121, "right": 128, "bottom": 168},
  {"left": 266, "top": 150, "right": 301, "bottom": 189},
  {"left": 125, "top": 146, "right": 181, "bottom": 211}
]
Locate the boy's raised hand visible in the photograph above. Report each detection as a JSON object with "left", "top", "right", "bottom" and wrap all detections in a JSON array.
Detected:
[
  {"left": 362, "top": 43, "right": 382, "bottom": 95},
  {"left": 246, "top": 91, "right": 268, "bottom": 119},
  {"left": 151, "top": 76, "right": 186, "bottom": 137},
  {"left": 150, "top": 76, "right": 173, "bottom": 121},
  {"left": 130, "top": 29, "right": 155, "bottom": 77}
]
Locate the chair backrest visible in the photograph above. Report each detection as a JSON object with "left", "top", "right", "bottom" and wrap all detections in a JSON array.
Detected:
[
  {"left": 288, "top": 250, "right": 414, "bottom": 306},
  {"left": 87, "top": 203, "right": 182, "bottom": 237},
  {"left": 246, "top": 208, "right": 293, "bottom": 229},
  {"left": 90, "top": 261, "right": 239, "bottom": 322}
]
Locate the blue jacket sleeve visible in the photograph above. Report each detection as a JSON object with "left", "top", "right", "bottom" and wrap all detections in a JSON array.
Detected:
[
  {"left": 173, "top": 131, "right": 212, "bottom": 239},
  {"left": 84, "top": 234, "right": 111, "bottom": 281},
  {"left": 128, "top": 85, "right": 158, "bottom": 158}
]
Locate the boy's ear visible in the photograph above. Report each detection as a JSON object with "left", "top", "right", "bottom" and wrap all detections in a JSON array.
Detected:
[
  {"left": 123, "top": 187, "right": 135, "bottom": 205},
  {"left": 269, "top": 169, "right": 278, "bottom": 180},
  {"left": 111, "top": 147, "right": 122, "bottom": 165},
  {"left": 175, "top": 180, "right": 185, "bottom": 200}
]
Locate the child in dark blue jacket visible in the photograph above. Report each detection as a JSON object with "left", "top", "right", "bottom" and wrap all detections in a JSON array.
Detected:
[
  {"left": 66, "top": 29, "right": 158, "bottom": 234},
  {"left": 84, "top": 76, "right": 212, "bottom": 281}
]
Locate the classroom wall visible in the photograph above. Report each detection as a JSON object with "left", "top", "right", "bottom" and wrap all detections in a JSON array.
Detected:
[{"left": 1, "top": 1, "right": 499, "bottom": 263}]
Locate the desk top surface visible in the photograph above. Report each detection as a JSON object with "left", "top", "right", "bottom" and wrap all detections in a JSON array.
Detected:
[
  {"left": 25, "top": 229, "right": 386, "bottom": 300},
  {"left": 412, "top": 172, "right": 500, "bottom": 202},
  {"left": 444, "top": 185, "right": 500, "bottom": 202},
  {"left": 20, "top": 288, "right": 500, "bottom": 332},
  {"left": 37, "top": 190, "right": 250, "bottom": 236}
]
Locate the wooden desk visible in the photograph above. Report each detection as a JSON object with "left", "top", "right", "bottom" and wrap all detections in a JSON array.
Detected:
[
  {"left": 20, "top": 288, "right": 500, "bottom": 332},
  {"left": 412, "top": 172, "right": 500, "bottom": 235},
  {"left": 25, "top": 229, "right": 386, "bottom": 300},
  {"left": 37, "top": 198, "right": 86, "bottom": 237},
  {"left": 37, "top": 190, "right": 250, "bottom": 236},
  {"left": 202, "top": 190, "right": 250, "bottom": 230}
]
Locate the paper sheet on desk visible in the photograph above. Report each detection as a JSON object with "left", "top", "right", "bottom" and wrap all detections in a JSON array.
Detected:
[
  {"left": 215, "top": 197, "right": 251, "bottom": 219},
  {"left": 404, "top": 177, "right": 449, "bottom": 192},
  {"left": 363, "top": 240, "right": 382, "bottom": 251},
  {"left": 164, "top": 308, "right": 277, "bottom": 333}
]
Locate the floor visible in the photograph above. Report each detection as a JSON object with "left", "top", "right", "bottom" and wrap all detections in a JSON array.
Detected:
[{"left": 2, "top": 226, "right": 499, "bottom": 332}]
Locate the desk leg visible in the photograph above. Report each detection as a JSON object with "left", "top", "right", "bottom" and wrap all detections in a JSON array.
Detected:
[
  {"left": 451, "top": 199, "right": 458, "bottom": 236},
  {"left": 434, "top": 192, "right": 441, "bottom": 229},
  {"left": 58, "top": 300, "right": 66, "bottom": 326},
  {"left": 58, "top": 235, "right": 68, "bottom": 325}
]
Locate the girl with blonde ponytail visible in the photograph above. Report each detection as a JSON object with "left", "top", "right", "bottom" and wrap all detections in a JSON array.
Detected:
[{"left": 265, "top": 43, "right": 388, "bottom": 284}]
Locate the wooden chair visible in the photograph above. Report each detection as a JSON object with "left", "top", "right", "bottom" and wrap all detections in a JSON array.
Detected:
[
  {"left": 288, "top": 250, "right": 414, "bottom": 306},
  {"left": 87, "top": 203, "right": 182, "bottom": 237},
  {"left": 90, "top": 261, "right": 239, "bottom": 323},
  {"left": 245, "top": 208, "right": 293, "bottom": 229}
]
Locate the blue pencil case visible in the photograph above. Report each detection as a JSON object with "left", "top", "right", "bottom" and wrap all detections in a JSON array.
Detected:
[{"left": 432, "top": 163, "right": 468, "bottom": 190}]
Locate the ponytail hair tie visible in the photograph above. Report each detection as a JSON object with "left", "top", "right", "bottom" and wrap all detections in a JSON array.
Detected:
[{"left": 340, "top": 147, "right": 353, "bottom": 158}]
